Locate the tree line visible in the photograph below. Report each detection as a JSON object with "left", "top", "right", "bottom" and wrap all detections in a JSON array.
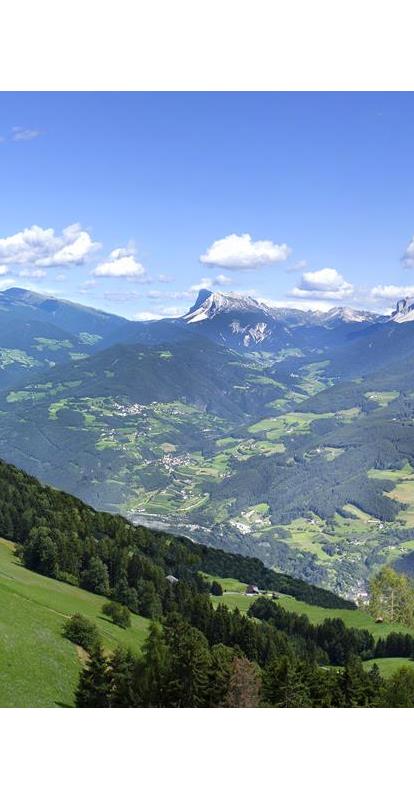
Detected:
[{"left": 0, "top": 458, "right": 353, "bottom": 610}]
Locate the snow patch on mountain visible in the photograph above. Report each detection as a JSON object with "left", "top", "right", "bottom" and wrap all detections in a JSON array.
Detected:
[
  {"left": 184, "top": 290, "right": 269, "bottom": 324},
  {"left": 390, "top": 297, "right": 414, "bottom": 324}
]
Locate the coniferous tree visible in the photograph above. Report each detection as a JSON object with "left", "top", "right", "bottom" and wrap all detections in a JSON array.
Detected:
[
  {"left": 339, "top": 656, "right": 369, "bottom": 707},
  {"left": 75, "top": 645, "right": 110, "bottom": 707},
  {"left": 164, "top": 615, "right": 211, "bottom": 707},
  {"left": 207, "top": 644, "right": 235, "bottom": 707},
  {"left": 141, "top": 621, "right": 170, "bottom": 707},
  {"left": 108, "top": 647, "right": 137, "bottom": 707},
  {"left": 262, "top": 655, "right": 309, "bottom": 708}
]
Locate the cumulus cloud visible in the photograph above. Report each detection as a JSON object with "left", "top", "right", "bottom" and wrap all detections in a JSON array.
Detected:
[
  {"left": 0, "top": 223, "right": 99, "bottom": 268},
  {"left": 200, "top": 233, "right": 291, "bottom": 270},
  {"left": 145, "top": 274, "right": 233, "bottom": 303},
  {"left": 93, "top": 247, "right": 146, "bottom": 279},
  {"left": 371, "top": 284, "right": 414, "bottom": 300},
  {"left": 11, "top": 127, "right": 41, "bottom": 142},
  {"left": 0, "top": 266, "right": 9, "bottom": 276},
  {"left": 402, "top": 236, "right": 414, "bottom": 268},
  {"left": 133, "top": 311, "right": 163, "bottom": 321},
  {"left": 189, "top": 274, "right": 232, "bottom": 292},
  {"left": 290, "top": 268, "right": 354, "bottom": 300},
  {"left": 18, "top": 268, "right": 46, "bottom": 279},
  {"left": 258, "top": 295, "right": 334, "bottom": 312}
]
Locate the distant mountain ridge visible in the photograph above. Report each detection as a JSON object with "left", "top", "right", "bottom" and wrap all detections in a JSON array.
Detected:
[{"left": 0, "top": 286, "right": 413, "bottom": 593}]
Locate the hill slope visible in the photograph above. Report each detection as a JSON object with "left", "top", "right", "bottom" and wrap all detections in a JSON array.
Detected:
[{"left": 0, "top": 538, "right": 149, "bottom": 707}]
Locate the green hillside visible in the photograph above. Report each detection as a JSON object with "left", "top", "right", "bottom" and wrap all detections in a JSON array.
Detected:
[
  {"left": 211, "top": 586, "right": 412, "bottom": 639},
  {"left": 0, "top": 538, "right": 149, "bottom": 707}
]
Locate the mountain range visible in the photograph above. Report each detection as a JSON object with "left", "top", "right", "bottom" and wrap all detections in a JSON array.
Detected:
[{"left": 1, "top": 285, "right": 414, "bottom": 597}]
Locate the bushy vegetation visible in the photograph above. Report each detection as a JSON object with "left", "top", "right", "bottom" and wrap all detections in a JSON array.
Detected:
[
  {"left": 63, "top": 613, "right": 101, "bottom": 653},
  {"left": 102, "top": 601, "right": 131, "bottom": 629}
]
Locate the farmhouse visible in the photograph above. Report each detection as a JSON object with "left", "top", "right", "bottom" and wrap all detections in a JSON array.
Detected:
[{"left": 245, "top": 584, "right": 260, "bottom": 596}]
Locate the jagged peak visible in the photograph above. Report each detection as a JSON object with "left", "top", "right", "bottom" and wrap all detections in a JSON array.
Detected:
[
  {"left": 317, "top": 306, "right": 380, "bottom": 324},
  {"left": 184, "top": 290, "right": 268, "bottom": 324},
  {"left": 390, "top": 296, "right": 414, "bottom": 324}
]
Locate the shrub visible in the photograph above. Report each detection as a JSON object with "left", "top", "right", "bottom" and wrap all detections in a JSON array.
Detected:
[
  {"left": 63, "top": 613, "right": 101, "bottom": 652},
  {"left": 210, "top": 581, "right": 224, "bottom": 597},
  {"left": 102, "top": 601, "right": 131, "bottom": 629}
]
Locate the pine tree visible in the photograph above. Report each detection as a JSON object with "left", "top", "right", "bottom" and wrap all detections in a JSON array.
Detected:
[
  {"left": 141, "top": 621, "right": 170, "bottom": 707},
  {"left": 164, "top": 615, "right": 211, "bottom": 707},
  {"left": 108, "top": 647, "right": 137, "bottom": 707},
  {"left": 340, "top": 656, "right": 368, "bottom": 707},
  {"left": 75, "top": 645, "right": 110, "bottom": 707},
  {"left": 262, "top": 656, "right": 310, "bottom": 708},
  {"left": 207, "top": 644, "right": 235, "bottom": 707}
]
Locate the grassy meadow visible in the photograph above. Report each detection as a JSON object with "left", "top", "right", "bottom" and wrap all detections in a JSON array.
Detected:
[{"left": 0, "top": 538, "right": 149, "bottom": 708}]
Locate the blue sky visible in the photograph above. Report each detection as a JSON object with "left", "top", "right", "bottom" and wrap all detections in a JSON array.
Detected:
[{"left": 1, "top": 91, "right": 414, "bottom": 319}]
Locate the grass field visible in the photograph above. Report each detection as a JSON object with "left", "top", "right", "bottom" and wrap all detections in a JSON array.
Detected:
[
  {"left": 0, "top": 538, "right": 149, "bottom": 708},
  {"left": 362, "top": 658, "right": 414, "bottom": 677},
  {"left": 211, "top": 583, "right": 413, "bottom": 639}
]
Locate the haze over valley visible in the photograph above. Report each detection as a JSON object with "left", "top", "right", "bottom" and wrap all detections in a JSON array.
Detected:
[{"left": 1, "top": 285, "right": 414, "bottom": 596}]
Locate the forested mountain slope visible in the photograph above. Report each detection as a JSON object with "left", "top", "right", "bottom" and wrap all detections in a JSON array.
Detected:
[{"left": 0, "top": 288, "right": 414, "bottom": 596}]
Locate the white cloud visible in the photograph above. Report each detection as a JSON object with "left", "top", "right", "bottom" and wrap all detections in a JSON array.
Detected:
[
  {"left": 147, "top": 289, "right": 187, "bottom": 300},
  {"left": 402, "top": 236, "right": 414, "bottom": 268},
  {"left": 371, "top": 284, "right": 414, "bottom": 300},
  {"left": 214, "top": 274, "right": 232, "bottom": 285},
  {"left": 0, "top": 278, "right": 16, "bottom": 291},
  {"left": 145, "top": 274, "right": 233, "bottom": 303},
  {"left": 0, "top": 265, "right": 9, "bottom": 275},
  {"left": 158, "top": 305, "right": 187, "bottom": 317},
  {"left": 258, "top": 295, "right": 334, "bottom": 312},
  {"left": 0, "top": 223, "right": 99, "bottom": 268},
  {"left": 133, "top": 311, "right": 163, "bottom": 321},
  {"left": 11, "top": 127, "right": 41, "bottom": 142},
  {"left": 93, "top": 247, "right": 146, "bottom": 279},
  {"left": 290, "top": 268, "right": 354, "bottom": 300},
  {"left": 158, "top": 273, "right": 175, "bottom": 283},
  {"left": 189, "top": 274, "right": 232, "bottom": 293},
  {"left": 200, "top": 233, "right": 291, "bottom": 270},
  {"left": 18, "top": 268, "right": 46, "bottom": 279}
]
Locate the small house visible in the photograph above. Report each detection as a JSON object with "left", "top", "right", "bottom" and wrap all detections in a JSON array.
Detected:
[
  {"left": 375, "top": 616, "right": 384, "bottom": 624},
  {"left": 245, "top": 584, "right": 260, "bottom": 596},
  {"left": 166, "top": 574, "right": 179, "bottom": 584}
]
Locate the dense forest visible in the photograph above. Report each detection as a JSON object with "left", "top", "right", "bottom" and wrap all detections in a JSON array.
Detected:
[
  {"left": 0, "top": 459, "right": 354, "bottom": 610},
  {"left": 73, "top": 594, "right": 414, "bottom": 708}
]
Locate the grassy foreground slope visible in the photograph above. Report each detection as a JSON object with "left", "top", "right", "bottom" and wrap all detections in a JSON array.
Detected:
[{"left": 0, "top": 539, "right": 148, "bottom": 708}]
